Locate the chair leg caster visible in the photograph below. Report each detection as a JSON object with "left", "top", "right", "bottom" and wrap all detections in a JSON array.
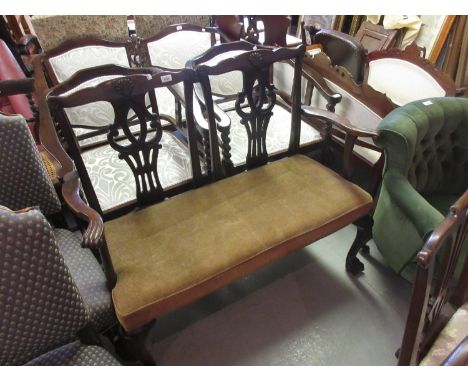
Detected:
[{"left": 346, "top": 256, "right": 365, "bottom": 275}]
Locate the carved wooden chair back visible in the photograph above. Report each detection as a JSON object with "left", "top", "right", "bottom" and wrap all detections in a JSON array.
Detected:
[
  {"left": 48, "top": 66, "right": 202, "bottom": 218},
  {"left": 398, "top": 189, "right": 468, "bottom": 365},
  {"left": 193, "top": 43, "right": 305, "bottom": 177}
]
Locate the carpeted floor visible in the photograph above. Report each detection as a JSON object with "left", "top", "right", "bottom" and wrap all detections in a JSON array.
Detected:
[{"left": 146, "top": 224, "right": 412, "bottom": 365}]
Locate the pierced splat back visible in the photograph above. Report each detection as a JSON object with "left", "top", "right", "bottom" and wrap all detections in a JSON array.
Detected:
[
  {"left": 48, "top": 67, "right": 201, "bottom": 214},
  {"left": 193, "top": 42, "right": 305, "bottom": 178}
]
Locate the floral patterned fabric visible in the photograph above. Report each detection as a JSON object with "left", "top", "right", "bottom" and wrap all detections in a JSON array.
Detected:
[
  {"left": 420, "top": 303, "right": 468, "bottom": 365},
  {"left": 48, "top": 46, "right": 130, "bottom": 83},
  {"left": 147, "top": 29, "right": 213, "bottom": 70},
  {"left": 134, "top": 15, "right": 211, "bottom": 40},
  {"left": 81, "top": 132, "right": 199, "bottom": 212},
  {"left": 225, "top": 106, "right": 323, "bottom": 166},
  {"left": 31, "top": 15, "right": 129, "bottom": 52}
]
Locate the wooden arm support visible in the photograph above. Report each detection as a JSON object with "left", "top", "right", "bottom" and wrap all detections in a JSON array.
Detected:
[
  {"left": 301, "top": 105, "right": 378, "bottom": 180},
  {"left": 62, "top": 170, "right": 104, "bottom": 249},
  {"left": 301, "top": 62, "right": 342, "bottom": 108},
  {"left": 17, "top": 34, "right": 41, "bottom": 54}
]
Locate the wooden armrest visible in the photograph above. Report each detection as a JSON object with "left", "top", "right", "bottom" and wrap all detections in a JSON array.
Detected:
[
  {"left": 301, "top": 105, "right": 378, "bottom": 138},
  {"left": 301, "top": 63, "right": 342, "bottom": 107},
  {"left": 62, "top": 170, "right": 104, "bottom": 249},
  {"left": 302, "top": 105, "right": 378, "bottom": 180},
  {"left": 193, "top": 83, "right": 231, "bottom": 131}
]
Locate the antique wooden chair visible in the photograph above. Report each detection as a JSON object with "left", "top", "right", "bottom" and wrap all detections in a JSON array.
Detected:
[
  {"left": 302, "top": 44, "right": 459, "bottom": 193},
  {"left": 47, "top": 64, "right": 199, "bottom": 218},
  {"left": 0, "top": 206, "right": 120, "bottom": 366},
  {"left": 398, "top": 189, "right": 468, "bottom": 365},
  {"left": 47, "top": 45, "right": 375, "bottom": 353}
]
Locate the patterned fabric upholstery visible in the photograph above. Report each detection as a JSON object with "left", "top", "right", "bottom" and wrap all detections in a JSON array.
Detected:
[
  {"left": 0, "top": 206, "right": 88, "bottom": 365},
  {"left": 54, "top": 229, "right": 116, "bottom": 332},
  {"left": 226, "top": 106, "right": 323, "bottom": 166},
  {"left": 420, "top": 303, "right": 468, "bottom": 365},
  {"left": 134, "top": 15, "right": 211, "bottom": 40},
  {"left": 48, "top": 46, "right": 130, "bottom": 84},
  {"left": 147, "top": 30, "right": 213, "bottom": 70},
  {"left": 62, "top": 76, "right": 176, "bottom": 145},
  {"left": 0, "top": 114, "right": 61, "bottom": 216},
  {"left": 81, "top": 133, "right": 197, "bottom": 212},
  {"left": 26, "top": 341, "right": 120, "bottom": 366},
  {"left": 31, "top": 15, "right": 129, "bottom": 52}
]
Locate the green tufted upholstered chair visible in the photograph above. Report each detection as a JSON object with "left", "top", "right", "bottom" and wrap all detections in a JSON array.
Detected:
[{"left": 372, "top": 97, "right": 468, "bottom": 280}]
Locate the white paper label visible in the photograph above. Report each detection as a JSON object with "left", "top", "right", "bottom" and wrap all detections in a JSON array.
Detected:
[
  {"left": 161, "top": 74, "right": 172, "bottom": 83},
  {"left": 177, "top": 25, "right": 182, "bottom": 31},
  {"left": 422, "top": 100, "right": 433, "bottom": 106}
]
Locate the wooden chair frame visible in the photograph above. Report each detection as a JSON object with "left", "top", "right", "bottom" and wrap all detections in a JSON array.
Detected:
[
  {"left": 398, "top": 190, "right": 468, "bottom": 365},
  {"left": 47, "top": 65, "right": 201, "bottom": 220}
]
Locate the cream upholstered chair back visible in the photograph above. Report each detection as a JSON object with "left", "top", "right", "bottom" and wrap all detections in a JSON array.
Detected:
[
  {"left": 367, "top": 58, "right": 446, "bottom": 106},
  {"left": 31, "top": 15, "right": 129, "bottom": 52},
  {"left": 146, "top": 29, "right": 213, "bottom": 70},
  {"left": 134, "top": 15, "right": 210, "bottom": 40}
]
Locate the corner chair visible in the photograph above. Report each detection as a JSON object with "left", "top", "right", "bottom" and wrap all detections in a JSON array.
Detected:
[
  {"left": 47, "top": 44, "right": 376, "bottom": 363},
  {"left": 398, "top": 189, "right": 468, "bottom": 365}
]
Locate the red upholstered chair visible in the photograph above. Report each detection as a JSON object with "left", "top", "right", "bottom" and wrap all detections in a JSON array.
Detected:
[{"left": 0, "top": 38, "right": 38, "bottom": 143}]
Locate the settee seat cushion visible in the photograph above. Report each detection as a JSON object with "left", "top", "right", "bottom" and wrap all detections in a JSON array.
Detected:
[{"left": 105, "top": 154, "right": 372, "bottom": 332}]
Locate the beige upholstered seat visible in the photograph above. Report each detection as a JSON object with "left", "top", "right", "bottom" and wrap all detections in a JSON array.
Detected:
[
  {"left": 105, "top": 155, "right": 373, "bottom": 332},
  {"left": 419, "top": 303, "right": 468, "bottom": 366}
]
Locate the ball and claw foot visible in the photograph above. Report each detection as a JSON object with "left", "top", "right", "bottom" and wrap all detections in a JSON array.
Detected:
[{"left": 346, "top": 256, "right": 365, "bottom": 275}]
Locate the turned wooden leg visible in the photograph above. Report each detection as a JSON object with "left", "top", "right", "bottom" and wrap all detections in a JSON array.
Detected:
[{"left": 346, "top": 215, "right": 373, "bottom": 275}]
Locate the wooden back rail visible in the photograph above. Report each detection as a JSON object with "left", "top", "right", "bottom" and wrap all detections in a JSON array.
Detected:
[
  {"left": 398, "top": 189, "right": 468, "bottom": 365},
  {"left": 47, "top": 67, "right": 202, "bottom": 216},
  {"left": 46, "top": 64, "right": 179, "bottom": 153}
]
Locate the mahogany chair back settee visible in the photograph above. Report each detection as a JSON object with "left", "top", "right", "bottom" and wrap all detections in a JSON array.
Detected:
[{"left": 47, "top": 45, "right": 375, "bottom": 361}]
